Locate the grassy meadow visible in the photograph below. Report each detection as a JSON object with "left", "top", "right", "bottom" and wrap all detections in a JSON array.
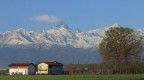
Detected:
[{"left": 0, "top": 75, "right": 144, "bottom": 80}]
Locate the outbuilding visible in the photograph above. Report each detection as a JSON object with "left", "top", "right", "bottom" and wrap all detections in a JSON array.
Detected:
[{"left": 8, "top": 63, "right": 36, "bottom": 75}]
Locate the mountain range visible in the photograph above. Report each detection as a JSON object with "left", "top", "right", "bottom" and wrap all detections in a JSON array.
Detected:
[
  {"left": 0, "top": 23, "right": 106, "bottom": 49},
  {"left": 0, "top": 23, "right": 144, "bottom": 69}
]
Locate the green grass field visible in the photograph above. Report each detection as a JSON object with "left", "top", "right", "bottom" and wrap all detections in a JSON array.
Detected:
[{"left": 0, "top": 75, "right": 144, "bottom": 80}]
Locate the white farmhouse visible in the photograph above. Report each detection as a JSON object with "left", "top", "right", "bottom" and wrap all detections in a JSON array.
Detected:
[
  {"left": 37, "top": 61, "right": 63, "bottom": 75},
  {"left": 8, "top": 63, "right": 36, "bottom": 75}
]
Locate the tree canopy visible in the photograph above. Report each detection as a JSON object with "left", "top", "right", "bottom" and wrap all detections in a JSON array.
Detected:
[{"left": 99, "top": 27, "right": 143, "bottom": 73}]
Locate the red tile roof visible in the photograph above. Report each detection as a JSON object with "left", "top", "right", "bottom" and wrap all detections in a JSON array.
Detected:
[
  {"left": 8, "top": 63, "right": 35, "bottom": 67},
  {"left": 43, "top": 61, "right": 63, "bottom": 66}
]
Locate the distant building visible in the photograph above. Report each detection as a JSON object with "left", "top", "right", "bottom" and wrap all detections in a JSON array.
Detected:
[
  {"left": 37, "top": 61, "right": 63, "bottom": 75},
  {"left": 8, "top": 63, "right": 36, "bottom": 75}
]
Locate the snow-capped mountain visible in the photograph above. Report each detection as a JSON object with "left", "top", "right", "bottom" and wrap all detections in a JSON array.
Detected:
[
  {"left": 0, "top": 23, "right": 143, "bottom": 48},
  {"left": 0, "top": 23, "right": 107, "bottom": 49},
  {"left": 0, "top": 23, "right": 143, "bottom": 69}
]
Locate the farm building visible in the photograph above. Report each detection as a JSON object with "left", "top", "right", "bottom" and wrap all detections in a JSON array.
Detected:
[
  {"left": 37, "top": 61, "right": 63, "bottom": 75},
  {"left": 8, "top": 63, "right": 36, "bottom": 75}
]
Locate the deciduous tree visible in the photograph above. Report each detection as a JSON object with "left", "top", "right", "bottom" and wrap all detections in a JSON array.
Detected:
[{"left": 99, "top": 27, "right": 143, "bottom": 73}]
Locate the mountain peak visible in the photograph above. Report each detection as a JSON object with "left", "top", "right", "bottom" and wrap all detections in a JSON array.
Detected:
[
  {"left": 55, "top": 22, "right": 69, "bottom": 30},
  {"left": 111, "top": 23, "right": 121, "bottom": 28},
  {"left": 15, "top": 28, "right": 26, "bottom": 32}
]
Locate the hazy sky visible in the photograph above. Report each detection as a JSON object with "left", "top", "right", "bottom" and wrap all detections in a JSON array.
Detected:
[{"left": 0, "top": 0, "right": 144, "bottom": 32}]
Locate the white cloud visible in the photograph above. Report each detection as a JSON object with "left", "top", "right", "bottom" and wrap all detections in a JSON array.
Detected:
[{"left": 32, "top": 15, "right": 62, "bottom": 23}]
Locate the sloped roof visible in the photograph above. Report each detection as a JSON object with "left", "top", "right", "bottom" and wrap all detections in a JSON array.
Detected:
[
  {"left": 40, "top": 61, "right": 63, "bottom": 66},
  {"left": 8, "top": 63, "right": 35, "bottom": 67}
]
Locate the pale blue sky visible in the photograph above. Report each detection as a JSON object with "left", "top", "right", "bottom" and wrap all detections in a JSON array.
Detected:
[{"left": 0, "top": 0, "right": 144, "bottom": 32}]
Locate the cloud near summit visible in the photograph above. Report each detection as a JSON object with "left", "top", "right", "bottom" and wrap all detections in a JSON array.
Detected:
[{"left": 32, "top": 15, "right": 62, "bottom": 23}]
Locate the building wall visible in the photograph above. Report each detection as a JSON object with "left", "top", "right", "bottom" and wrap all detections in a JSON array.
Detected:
[
  {"left": 9, "top": 64, "right": 36, "bottom": 75},
  {"left": 9, "top": 67, "right": 28, "bottom": 75},
  {"left": 28, "top": 64, "right": 36, "bottom": 75},
  {"left": 37, "top": 63, "right": 48, "bottom": 74},
  {"left": 49, "top": 65, "right": 63, "bottom": 75}
]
